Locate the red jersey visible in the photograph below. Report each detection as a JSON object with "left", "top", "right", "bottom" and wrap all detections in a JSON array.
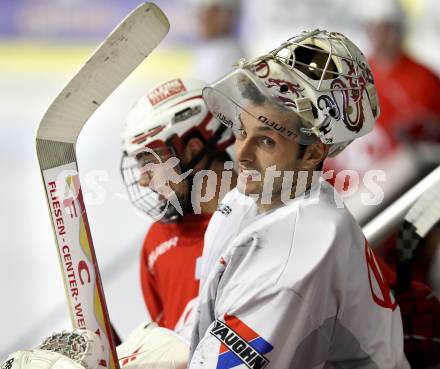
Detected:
[
  {"left": 370, "top": 53, "right": 440, "bottom": 146},
  {"left": 140, "top": 213, "right": 211, "bottom": 332}
]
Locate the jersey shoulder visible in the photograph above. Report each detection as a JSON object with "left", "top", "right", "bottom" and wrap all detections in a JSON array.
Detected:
[
  {"left": 208, "top": 187, "right": 256, "bottom": 232},
  {"left": 244, "top": 181, "right": 363, "bottom": 288},
  {"left": 200, "top": 188, "right": 257, "bottom": 283},
  {"left": 142, "top": 220, "right": 177, "bottom": 254},
  {"left": 284, "top": 182, "right": 364, "bottom": 283},
  {"left": 218, "top": 187, "right": 254, "bottom": 211}
]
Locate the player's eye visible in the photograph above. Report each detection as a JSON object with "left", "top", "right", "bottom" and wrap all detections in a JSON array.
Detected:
[
  {"left": 259, "top": 136, "right": 275, "bottom": 148},
  {"left": 136, "top": 153, "right": 156, "bottom": 167}
]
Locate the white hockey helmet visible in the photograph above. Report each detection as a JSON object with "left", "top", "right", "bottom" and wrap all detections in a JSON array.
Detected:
[
  {"left": 203, "top": 29, "right": 380, "bottom": 157},
  {"left": 121, "top": 78, "right": 234, "bottom": 222}
]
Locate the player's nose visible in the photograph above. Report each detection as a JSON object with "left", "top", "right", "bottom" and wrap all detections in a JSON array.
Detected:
[
  {"left": 139, "top": 173, "right": 151, "bottom": 187},
  {"left": 235, "top": 136, "right": 255, "bottom": 164}
]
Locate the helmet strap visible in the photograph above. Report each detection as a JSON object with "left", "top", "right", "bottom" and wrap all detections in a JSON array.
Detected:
[
  {"left": 176, "top": 123, "right": 229, "bottom": 217},
  {"left": 180, "top": 123, "right": 228, "bottom": 173}
]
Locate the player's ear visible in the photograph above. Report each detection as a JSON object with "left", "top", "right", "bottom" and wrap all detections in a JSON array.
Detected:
[
  {"left": 299, "top": 142, "right": 328, "bottom": 171},
  {"left": 183, "top": 137, "right": 204, "bottom": 164}
]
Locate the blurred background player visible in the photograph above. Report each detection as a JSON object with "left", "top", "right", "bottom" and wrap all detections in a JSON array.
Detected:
[
  {"left": 188, "top": 0, "right": 243, "bottom": 82},
  {"left": 120, "top": 78, "right": 235, "bottom": 341},
  {"left": 325, "top": 0, "right": 440, "bottom": 220},
  {"left": 365, "top": 0, "right": 440, "bottom": 150},
  {"left": 323, "top": 0, "right": 440, "bottom": 298}
]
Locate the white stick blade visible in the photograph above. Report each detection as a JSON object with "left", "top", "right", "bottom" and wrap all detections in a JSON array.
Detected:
[{"left": 36, "top": 2, "right": 169, "bottom": 143}]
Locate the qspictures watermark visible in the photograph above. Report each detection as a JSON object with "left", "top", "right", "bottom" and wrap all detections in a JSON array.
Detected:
[{"left": 52, "top": 153, "right": 387, "bottom": 221}]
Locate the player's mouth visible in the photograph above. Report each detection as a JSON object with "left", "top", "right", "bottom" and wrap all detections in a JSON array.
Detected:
[{"left": 238, "top": 167, "right": 260, "bottom": 181}]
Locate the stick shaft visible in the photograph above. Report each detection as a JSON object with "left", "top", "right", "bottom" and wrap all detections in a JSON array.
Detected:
[{"left": 36, "top": 4, "right": 169, "bottom": 368}]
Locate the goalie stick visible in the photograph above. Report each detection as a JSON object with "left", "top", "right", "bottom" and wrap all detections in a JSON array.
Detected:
[{"left": 35, "top": 4, "right": 169, "bottom": 369}]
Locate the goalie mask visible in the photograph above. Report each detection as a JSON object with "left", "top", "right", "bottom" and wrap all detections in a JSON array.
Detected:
[
  {"left": 121, "top": 78, "right": 234, "bottom": 222},
  {"left": 203, "top": 29, "right": 380, "bottom": 157}
]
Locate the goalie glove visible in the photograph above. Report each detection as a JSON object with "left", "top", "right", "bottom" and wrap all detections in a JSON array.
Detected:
[
  {"left": 0, "top": 330, "right": 104, "bottom": 369},
  {"left": 1, "top": 350, "right": 86, "bottom": 369},
  {"left": 117, "top": 321, "right": 189, "bottom": 369},
  {"left": 1, "top": 323, "right": 188, "bottom": 369},
  {"left": 38, "top": 330, "right": 105, "bottom": 369}
]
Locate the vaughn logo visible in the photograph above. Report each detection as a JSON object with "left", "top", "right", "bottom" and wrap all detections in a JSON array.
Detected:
[
  {"left": 210, "top": 314, "right": 273, "bottom": 369},
  {"left": 217, "top": 204, "right": 232, "bottom": 216},
  {"left": 1, "top": 358, "right": 14, "bottom": 369}
]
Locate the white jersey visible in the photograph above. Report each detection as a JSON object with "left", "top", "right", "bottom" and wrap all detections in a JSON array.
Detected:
[{"left": 189, "top": 180, "right": 409, "bottom": 369}]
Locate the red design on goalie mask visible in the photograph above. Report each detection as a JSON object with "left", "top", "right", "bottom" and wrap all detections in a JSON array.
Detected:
[
  {"left": 253, "top": 61, "right": 270, "bottom": 78},
  {"left": 328, "top": 59, "right": 366, "bottom": 133},
  {"left": 264, "top": 78, "right": 305, "bottom": 110}
]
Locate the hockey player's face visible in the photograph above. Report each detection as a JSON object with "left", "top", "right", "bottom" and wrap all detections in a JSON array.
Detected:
[
  {"left": 136, "top": 151, "right": 188, "bottom": 203},
  {"left": 235, "top": 106, "right": 325, "bottom": 208},
  {"left": 234, "top": 104, "right": 304, "bottom": 201}
]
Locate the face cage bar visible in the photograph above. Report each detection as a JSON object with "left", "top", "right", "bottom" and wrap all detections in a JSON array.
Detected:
[
  {"left": 240, "top": 29, "right": 364, "bottom": 93},
  {"left": 133, "top": 145, "right": 177, "bottom": 168},
  {"left": 120, "top": 153, "right": 178, "bottom": 222}
]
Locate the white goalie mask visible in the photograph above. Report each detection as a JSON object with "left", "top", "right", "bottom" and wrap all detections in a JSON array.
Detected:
[
  {"left": 203, "top": 29, "right": 380, "bottom": 157},
  {"left": 121, "top": 78, "right": 234, "bottom": 222}
]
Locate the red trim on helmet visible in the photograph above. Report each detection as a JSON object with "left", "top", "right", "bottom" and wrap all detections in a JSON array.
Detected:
[
  {"left": 132, "top": 125, "right": 166, "bottom": 145},
  {"left": 170, "top": 94, "right": 203, "bottom": 107},
  {"left": 144, "top": 139, "right": 168, "bottom": 150},
  {"left": 134, "top": 93, "right": 235, "bottom": 160}
]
